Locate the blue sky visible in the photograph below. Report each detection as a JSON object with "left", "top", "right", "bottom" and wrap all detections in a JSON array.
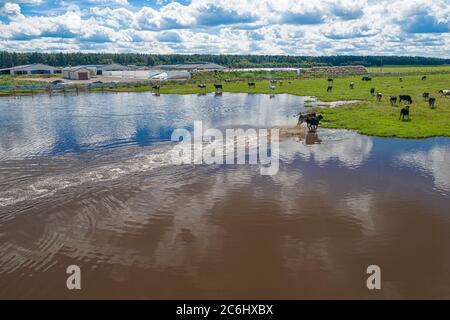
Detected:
[{"left": 0, "top": 0, "right": 449, "bottom": 57}]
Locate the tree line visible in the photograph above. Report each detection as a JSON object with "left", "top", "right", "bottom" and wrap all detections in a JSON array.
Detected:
[{"left": 0, "top": 51, "right": 449, "bottom": 69}]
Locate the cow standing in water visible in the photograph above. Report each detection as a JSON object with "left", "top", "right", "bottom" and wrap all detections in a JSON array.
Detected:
[
  {"left": 298, "top": 113, "right": 323, "bottom": 131},
  {"left": 307, "top": 114, "right": 323, "bottom": 131}
]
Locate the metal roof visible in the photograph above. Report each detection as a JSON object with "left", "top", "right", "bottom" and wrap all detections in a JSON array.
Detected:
[
  {"left": 100, "top": 63, "right": 129, "bottom": 71},
  {"left": 157, "top": 63, "right": 226, "bottom": 71},
  {"left": 0, "top": 63, "right": 60, "bottom": 72},
  {"left": 62, "top": 67, "right": 90, "bottom": 72}
]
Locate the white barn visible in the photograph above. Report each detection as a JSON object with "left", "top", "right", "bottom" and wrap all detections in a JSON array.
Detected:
[
  {"left": 62, "top": 67, "right": 91, "bottom": 80},
  {"left": 0, "top": 63, "right": 61, "bottom": 75}
]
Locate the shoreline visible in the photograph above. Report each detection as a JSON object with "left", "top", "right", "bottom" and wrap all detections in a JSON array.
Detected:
[{"left": 1, "top": 74, "right": 449, "bottom": 139}]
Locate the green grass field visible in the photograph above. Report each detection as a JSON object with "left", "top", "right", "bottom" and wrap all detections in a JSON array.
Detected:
[{"left": 0, "top": 75, "right": 46, "bottom": 86}]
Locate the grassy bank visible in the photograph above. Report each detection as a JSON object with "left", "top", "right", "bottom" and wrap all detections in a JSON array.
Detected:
[
  {"left": 314, "top": 73, "right": 450, "bottom": 138},
  {"left": 0, "top": 75, "right": 47, "bottom": 86}
]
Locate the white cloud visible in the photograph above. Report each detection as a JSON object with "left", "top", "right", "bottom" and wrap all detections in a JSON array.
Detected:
[
  {"left": 396, "top": 145, "right": 450, "bottom": 193},
  {"left": 0, "top": 2, "right": 22, "bottom": 17},
  {"left": 280, "top": 129, "right": 374, "bottom": 168},
  {"left": 0, "top": 0, "right": 448, "bottom": 56},
  {"left": 4, "top": 0, "right": 43, "bottom": 4},
  {"left": 88, "top": 0, "right": 129, "bottom": 5}
]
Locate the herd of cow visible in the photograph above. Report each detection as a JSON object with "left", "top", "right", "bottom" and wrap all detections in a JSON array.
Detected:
[
  {"left": 198, "top": 80, "right": 286, "bottom": 92},
  {"left": 324, "top": 76, "right": 450, "bottom": 121},
  {"left": 154, "top": 76, "right": 449, "bottom": 126}
]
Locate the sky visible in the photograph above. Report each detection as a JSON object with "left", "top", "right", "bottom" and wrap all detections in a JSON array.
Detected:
[{"left": 0, "top": 0, "right": 449, "bottom": 57}]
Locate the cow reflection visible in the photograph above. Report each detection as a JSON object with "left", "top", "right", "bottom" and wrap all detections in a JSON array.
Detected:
[
  {"left": 305, "top": 131, "right": 321, "bottom": 145},
  {"left": 288, "top": 127, "right": 322, "bottom": 145}
]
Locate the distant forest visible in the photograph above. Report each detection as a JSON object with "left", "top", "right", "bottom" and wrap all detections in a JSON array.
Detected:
[{"left": 0, "top": 51, "right": 449, "bottom": 69}]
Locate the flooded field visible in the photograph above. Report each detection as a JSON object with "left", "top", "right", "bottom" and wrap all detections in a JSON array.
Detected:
[{"left": 0, "top": 92, "right": 449, "bottom": 299}]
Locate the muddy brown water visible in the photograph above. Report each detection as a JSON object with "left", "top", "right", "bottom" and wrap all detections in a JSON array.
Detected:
[{"left": 0, "top": 92, "right": 449, "bottom": 299}]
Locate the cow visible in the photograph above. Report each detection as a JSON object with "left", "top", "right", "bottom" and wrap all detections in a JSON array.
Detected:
[
  {"left": 270, "top": 80, "right": 277, "bottom": 84},
  {"left": 278, "top": 80, "right": 283, "bottom": 85},
  {"left": 297, "top": 112, "right": 316, "bottom": 126},
  {"left": 214, "top": 84, "right": 223, "bottom": 91},
  {"left": 422, "top": 76, "right": 427, "bottom": 80},
  {"left": 439, "top": 90, "right": 450, "bottom": 96},
  {"left": 298, "top": 113, "right": 311, "bottom": 126},
  {"left": 362, "top": 76, "right": 372, "bottom": 81},
  {"left": 422, "top": 92, "right": 429, "bottom": 100},
  {"left": 370, "top": 88, "right": 375, "bottom": 95},
  {"left": 327, "top": 86, "right": 333, "bottom": 92},
  {"left": 269, "top": 85, "right": 276, "bottom": 91},
  {"left": 198, "top": 84, "right": 206, "bottom": 89},
  {"left": 248, "top": 82, "right": 256, "bottom": 88},
  {"left": 399, "top": 106, "right": 410, "bottom": 121},
  {"left": 399, "top": 77, "right": 403, "bottom": 82},
  {"left": 376, "top": 93, "right": 382, "bottom": 102},
  {"left": 349, "top": 82, "right": 354, "bottom": 89},
  {"left": 429, "top": 97, "right": 436, "bottom": 108},
  {"left": 399, "top": 95, "right": 413, "bottom": 104},
  {"left": 297, "top": 113, "right": 323, "bottom": 131},
  {"left": 151, "top": 84, "right": 160, "bottom": 91},
  {"left": 390, "top": 96, "right": 397, "bottom": 106},
  {"left": 328, "top": 78, "right": 333, "bottom": 83},
  {"left": 307, "top": 114, "right": 323, "bottom": 131}
]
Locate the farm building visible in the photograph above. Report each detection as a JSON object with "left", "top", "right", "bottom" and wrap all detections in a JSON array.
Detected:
[
  {"left": 73, "top": 63, "right": 129, "bottom": 75},
  {"left": 150, "top": 71, "right": 191, "bottom": 80},
  {"left": 166, "top": 71, "right": 191, "bottom": 80},
  {"left": 105, "top": 69, "right": 151, "bottom": 78},
  {"left": 98, "top": 63, "right": 129, "bottom": 74},
  {"left": 102, "top": 65, "right": 145, "bottom": 77},
  {"left": 156, "top": 63, "right": 226, "bottom": 72},
  {"left": 103, "top": 70, "right": 191, "bottom": 80},
  {"left": 62, "top": 67, "right": 91, "bottom": 80},
  {"left": 0, "top": 63, "right": 61, "bottom": 75}
]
